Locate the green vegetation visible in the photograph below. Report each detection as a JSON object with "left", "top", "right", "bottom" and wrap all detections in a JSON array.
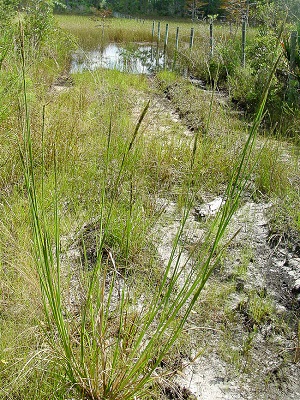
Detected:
[
  {"left": 57, "top": 13, "right": 300, "bottom": 135},
  {"left": 56, "top": 0, "right": 300, "bottom": 20},
  {"left": 0, "top": 5, "right": 299, "bottom": 400}
]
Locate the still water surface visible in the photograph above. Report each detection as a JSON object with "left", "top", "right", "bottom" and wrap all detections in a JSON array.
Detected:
[{"left": 71, "top": 43, "right": 165, "bottom": 74}]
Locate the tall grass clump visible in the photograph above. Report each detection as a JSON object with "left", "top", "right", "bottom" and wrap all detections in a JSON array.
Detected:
[
  {"left": 16, "top": 20, "right": 283, "bottom": 400},
  {"left": 56, "top": 15, "right": 154, "bottom": 49}
]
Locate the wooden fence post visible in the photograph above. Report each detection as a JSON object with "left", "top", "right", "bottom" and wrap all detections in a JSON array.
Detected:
[
  {"left": 190, "top": 27, "right": 194, "bottom": 49},
  {"left": 210, "top": 21, "right": 214, "bottom": 57},
  {"left": 241, "top": 16, "right": 246, "bottom": 67},
  {"left": 152, "top": 20, "right": 155, "bottom": 42},
  {"left": 164, "top": 23, "right": 169, "bottom": 69},
  {"left": 164, "top": 23, "right": 169, "bottom": 54},
  {"left": 173, "top": 26, "right": 180, "bottom": 71},
  {"left": 157, "top": 21, "right": 161, "bottom": 43},
  {"left": 290, "top": 31, "right": 297, "bottom": 72},
  {"left": 288, "top": 31, "right": 298, "bottom": 103},
  {"left": 175, "top": 26, "right": 179, "bottom": 51}
]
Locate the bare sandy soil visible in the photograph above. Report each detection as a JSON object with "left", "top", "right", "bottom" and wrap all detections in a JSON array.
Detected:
[
  {"left": 141, "top": 87, "right": 300, "bottom": 399},
  {"left": 62, "top": 79, "right": 300, "bottom": 399}
]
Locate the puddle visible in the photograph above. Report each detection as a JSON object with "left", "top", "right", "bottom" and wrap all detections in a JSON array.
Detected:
[{"left": 70, "top": 43, "right": 166, "bottom": 74}]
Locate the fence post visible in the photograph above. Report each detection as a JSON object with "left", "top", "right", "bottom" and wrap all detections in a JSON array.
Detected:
[
  {"left": 288, "top": 31, "right": 298, "bottom": 103},
  {"left": 173, "top": 26, "right": 180, "bottom": 71},
  {"left": 151, "top": 20, "right": 155, "bottom": 42},
  {"left": 290, "top": 31, "right": 297, "bottom": 72},
  {"left": 164, "top": 23, "right": 169, "bottom": 53},
  {"left": 175, "top": 26, "right": 179, "bottom": 51},
  {"left": 164, "top": 23, "right": 169, "bottom": 69},
  {"left": 157, "top": 21, "right": 161, "bottom": 43},
  {"left": 190, "top": 27, "right": 194, "bottom": 49},
  {"left": 210, "top": 21, "right": 214, "bottom": 57},
  {"left": 241, "top": 16, "right": 246, "bottom": 67}
]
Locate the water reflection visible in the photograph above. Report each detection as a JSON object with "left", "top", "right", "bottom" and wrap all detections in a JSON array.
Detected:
[{"left": 70, "top": 43, "right": 166, "bottom": 74}]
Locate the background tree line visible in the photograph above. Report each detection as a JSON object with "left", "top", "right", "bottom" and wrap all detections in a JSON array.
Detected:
[
  {"left": 55, "top": 0, "right": 299, "bottom": 20},
  {"left": 1, "top": 1, "right": 298, "bottom": 21}
]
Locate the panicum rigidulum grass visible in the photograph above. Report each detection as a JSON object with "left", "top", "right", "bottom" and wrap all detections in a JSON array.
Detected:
[{"left": 18, "top": 30, "right": 283, "bottom": 400}]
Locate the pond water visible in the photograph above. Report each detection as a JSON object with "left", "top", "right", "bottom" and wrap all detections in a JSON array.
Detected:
[{"left": 70, "top": 43, "right": 166, "bottom": 74}]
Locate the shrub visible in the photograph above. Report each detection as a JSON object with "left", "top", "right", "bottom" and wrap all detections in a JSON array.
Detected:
[
  {"left": 228, "top": 66, "right": 258, "bottom": 112},
  {"left": 24, "top": 0, "right": 56, "bottom": 50},
  {"left": 229, "top": 31, "right": 286, "bottom": 122}
]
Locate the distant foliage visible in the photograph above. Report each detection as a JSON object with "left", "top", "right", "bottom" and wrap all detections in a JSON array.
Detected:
[
  {"left": 23, "top": 0, "right": 57, "bottom": 49},
  {"left": 0, "top": 0, "right": 17, "bottom": 27},
  {"left": 53, "top": 0, "right": 300, "bottom": 20},
  {"left": 0, "top": 1, "right": 18, "bottom": 70},
  {"left": 224, "top": 0, "right": 247, "bottom": 23}
]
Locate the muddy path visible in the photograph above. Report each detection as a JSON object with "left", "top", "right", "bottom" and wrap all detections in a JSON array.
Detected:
[
  {"left": 135, "top": 80, "right": 300, "bottom": 399},
  {"left": 153, "top": 197, "right": 299, "bottom": 399},
  {"left": 61, "top": 73, "right": 300, "bottom": 399}
]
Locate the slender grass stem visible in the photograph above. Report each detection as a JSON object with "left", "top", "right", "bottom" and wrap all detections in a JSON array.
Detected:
[{"left": 18, "top": 15, "right": 285, "bottom": 398}]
